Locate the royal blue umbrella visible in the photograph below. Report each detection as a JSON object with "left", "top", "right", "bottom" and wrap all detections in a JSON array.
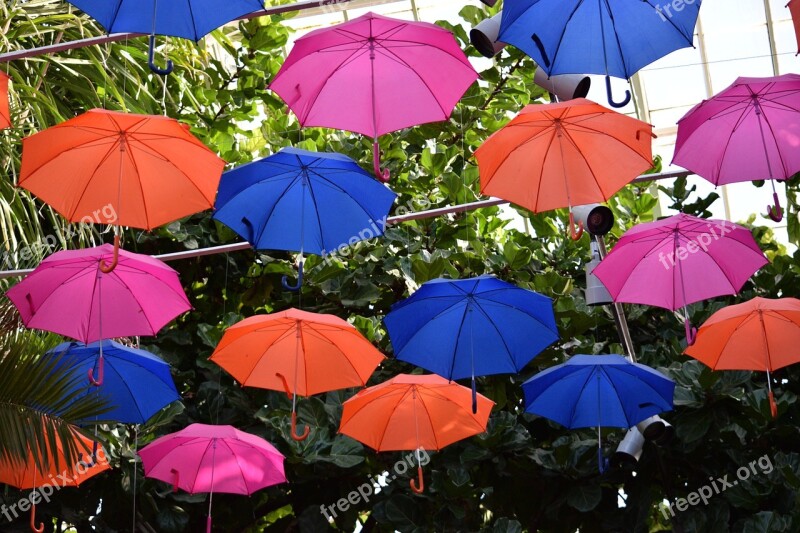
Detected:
[
  {"left": 522, "top": 354, "right": 674, "bottom": 471},
  {"left": 48, "top": 340, "right": 181, "bottom": 425},
  {"left": 385, "top": 275, "right": 559, "bottom": 413},
  {"left": 67, "top": 0, "right": 264, "bottom": 74},
  {"left": 498, "top": 0, "right": 701, "bottom": 107},
  {"left": 213, "top": 147, "right": 397, "bottom": 290}
]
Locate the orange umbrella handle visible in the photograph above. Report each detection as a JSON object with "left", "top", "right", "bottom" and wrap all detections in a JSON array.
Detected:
[
  {"left": 769, "top": 390, "right": 778, "bottom": 418},
  {"left": 170, "top": 468, "right": 180, "bottom": 492},
  {"left": 88, "top": 356, "right": 104, "bottom": 386},
  {"left": 569, "top": 212, "right": 584, "bottom": 241},
  {"left": 275, "top": 373, "right": 293, "bottom": 400},
  {"left": 636, "top": 128, "right": 657, "bottom": 141},
  {"left": 410, "top": 466, "right": 424, "bottom": 494},
  {"left": 99, "top": 235, "right": 120, "bottom": 273},
  {"left": 373, "top": 141, "right": 390, "bottom": 183},
  {"left": 291, "top": 412, "right": 310, "bottom": 441},
  {"left": 30, "top": 503, "right": 44, "bottom": 533}
]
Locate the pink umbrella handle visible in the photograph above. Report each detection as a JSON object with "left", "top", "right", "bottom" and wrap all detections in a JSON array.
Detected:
[
  {"left": 275, "top": 373, "right": 293, "bottom": 400},
  {"left": 769, "top": 390, "right": 778, "bottom": 418},
  {"left": 99, "top": 235, "right": 120, "bottom": 273},
  {"left": 170, "top": 468, "right": 180, "bottom": 492},
  {"left": 88, "top": 356, "right": 104, "bottom": 386},
  {"left": 569, "top": 212, "right": 584, "bottom": 241},
  {"left": 410, "top": 466, "right": 424, "bottom": 494},
  {"left": 684, "top": 317, "right": 697, "bottom": 346},
  {"left": 30, "top": 503, "right": 44, "bottom": 533},
  {"left": 206, "top": 515, "right": 212, "bottom": 533},
  {"left": 291, "top": 412, "right": 310, "bottom": 441},
  {"left": 767, "top": 192, "right": 783, "bottom": 222},
  {"left": 373, "top": 142, "right": 390, "bottom": 183}
]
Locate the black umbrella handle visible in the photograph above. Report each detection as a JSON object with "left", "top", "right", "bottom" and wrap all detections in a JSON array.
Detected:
[
  {"left": 605, "top": 76, "right": 631, "bottom": 108},
  {"left": 148, "top": 35, "right": 174, "bottom": 76}
]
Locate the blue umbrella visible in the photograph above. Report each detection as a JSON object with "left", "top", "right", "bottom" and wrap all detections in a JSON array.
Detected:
[
  {"left": 385, "top": 275, "right": 559, "bottom": 412},
  {"left": 213, "top": 147, "right": 397, "bottom": 290},
  {"left": 498, "top": 0, "right": 701, "bottom": 107},
  {"left": 522, "top": 354, "right": 674, "bottom": 471},
  {"left": 67, "top": 0, "right": 264, "bottom": 74},
  {"left": 48, "top": 340, "right": 181, "bottom": 425}
]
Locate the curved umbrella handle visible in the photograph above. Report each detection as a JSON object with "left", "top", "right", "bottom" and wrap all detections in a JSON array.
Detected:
[
  {"left": 410, "top": 466, "right": 424, "bottom": 493},
  {"left": 148, "top": 34, "right": 174, "bottom": 76},
  {"left": 636, "top": 128, "right": 657, "bottom": 141},
  {"left": 373, "top": 141, "right": 390, "bottom": 183},
  {"left": 275, "top": 373, "right": 293, "bottom": 399},
  {"left": 605, "top": 76, "right": 631, "bottom": 109},
  {"left": 170, "top": 468, "right": 180, "bottom": 493},
  {"left": 569, "top": 211, "right": 584, "bottom": 241},
  {"left": 684, "top": 317, "right": 698, "bottom": 346},
  {"left": 99, "top": 235, "right": 120, "bottom": 273},
  {"left": 767, "top": 192, "right": 783, "bottom": 222},
  {"left": 281, "top": 260, "right": 303, "bottom": 291},
  {"left": 769, "top": 390, "right": 778, "bottom": 418},
  {"left": 88, "top": 356, "right": 104, "bottom": 386},
  {"left": 30, "top": 502, "right": 44, "bottom": 533},
  {"left": 291, "top": 412, "right": 310, "bottom": 441}
]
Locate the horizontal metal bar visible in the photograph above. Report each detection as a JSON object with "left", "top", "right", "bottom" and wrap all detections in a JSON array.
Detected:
[
  {"left": 0, "top": 168, "right": 690, "bottom": 279},
  {"left": 0, "top": 0, "right": 354, "bottom": 63}
]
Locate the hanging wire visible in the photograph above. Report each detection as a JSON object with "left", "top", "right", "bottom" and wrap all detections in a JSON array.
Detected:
[{"left": 131, "top": 425, "right": 139, "bottom": 532}]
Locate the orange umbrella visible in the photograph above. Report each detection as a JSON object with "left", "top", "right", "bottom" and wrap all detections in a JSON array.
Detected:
[
  {"left": 339, "top": 374, "right": 494, "bottom": 493},
  {"left": 210, "top": 308, "right": 385, "bottom": 441},
  {"left": 789, "top": 0, "right": 800, "bottom": 55},
  {"left": 19, "top": 109, "right": 225, "bottom": 270},
  {"left": 684, "top": 297, "right": 800, "bottom": 418},
  {"left": 475, "top": 99, "right": 654, "bottom": 239},
  {"left": 0, "top": 428, "right": 110, "bottom": 532},
  {"left": 0, "top": 71, "right": 10, "bottom": 130}
]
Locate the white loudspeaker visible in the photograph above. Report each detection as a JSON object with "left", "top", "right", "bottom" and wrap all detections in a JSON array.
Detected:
[
  {"left": 533, "top": 69, "right": 592, "bottom": 102},
  {"left": 470, "top": 13, "right": 505, "bottom": 58},
  {"left": 611, "top": 427, "right": 645, "bottom": 469}
]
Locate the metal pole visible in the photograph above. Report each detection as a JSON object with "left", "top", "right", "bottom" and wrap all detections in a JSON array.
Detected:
[
  {"left": 0, "top": 168, "right": 691, "bottom": 279},
  {"left": 594, "top": 235, "right": 636, "bottom": 362}
]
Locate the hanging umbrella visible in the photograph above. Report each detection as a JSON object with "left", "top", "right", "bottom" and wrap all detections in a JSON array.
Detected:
[
  {"left": 339, "top": 374, "right": 493, "bottom": 493},
  {"left": 788, "top": 0, "right": 800, "bottom": 55},
  {"left": 685, "top": 297, "right": 800, "bottom": 418},
  {"left": 591, "top": 213, "right": 767, "bottom": 344},
  {"left": 522, "top": 354, "right": 674, "bottom": 472},
  {"left": 6, "top": 244, "right": 191, "bottom": 384},
  {"left": 269, "top": 12, "right": 478, "bottom": 181},
  {"left": 0, "top": 428, "right": 110, "bottom": 533},
  {"left": 66, "top": 0, "right": 264, "bottom": 74},
  {"left": 213, "top": 147, "right": 396, "bottom": 290},
  {"left": 0, "top": 71, "right": 10, "bottom": 130},
  {"left": 48, "top": 340, "right": 181, "bottom": 424},
  {"left": 138, "top": 423, "right": 286, "bottom": 533},
  {"left": 210, "top": 308, "right": 385, "bottom": 441},
  {"left": 19, "top": 109, "right": 225, "bottom": 271},
  {"left": 475, "top": 99, "right": 654, "bottom": 239},
  {"left": 384, "top": 275, "right": 558, "bottom": 413},
  {"left": 498, "top": 0, "right": 701, "bottom": 107},
  {"left": 673, "top": 74, "right": 800, "bottom": 222}
]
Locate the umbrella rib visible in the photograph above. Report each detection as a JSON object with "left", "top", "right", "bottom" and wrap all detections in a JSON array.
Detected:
[
  {"left": 373, "top": 47, "right": 449, "bottom": 119},
  {"left": 543, "top": 0, "right": 585, "bottom": 75},
  {"left": 133, "top": 137, "right": 217, "bottom": 202},
  {"left": 376, "top": 386, "right": 415, "bottom": 451},
  {"left": 712, "top": 101, "right": 757, "bottom": 183},
  {"left": 252, "top": 175, "right": 303, "bottom": 250},
  {"left": 600, "top": 0, "right": 632, "bottom": 78},
  {"left": 300, "top": 170, "right": 327, "bottom": 255},
  {"left": 709, "top": 313, "right": 760, "bottom": 369},
  {"left": 415, "top": 389, "right": 442, "bottom": 451},
  {"left": 558, "top": 126, "right": 609, "bottom": 199},
  {"left": 470, "top": 303, "right": 522, "bottom": 372},
  {"left": 306, "top": 325, "right": 373, "bottom": 387},
  {"left": 756, "top": 100, "right": 792, "bottom": 178},
  {"left": 185, "top": 0, "right": 201, "bottom": 41},
  {"left": 479, "top": 122, "right": 555, "bottom": 198},
  {"left": 597, "top": 367, "right": 628, "bottom": 427},
  {"left": 221, "top": 439, "right": 253, "bottom": 495},
  {"left": 445, "top": 302, "right": 474, "bottom": 380},
  {"left": 565, "top": 367, "right": 598, "bottom": 427},
  {"left": 57, "top": 140, "right": 122, "bottom": 221}
]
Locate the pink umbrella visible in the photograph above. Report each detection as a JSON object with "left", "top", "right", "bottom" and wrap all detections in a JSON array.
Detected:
[
  {"left": 269, "top": 11, "right": 478, "bottom": 182},
  {"left": 6, "top": 244, "right": 191, "bottom": 383},
  {"left": 673, "top": 74, "right": 800, "bottom": 222},
  {"left": 138, "top": 423, "right": 287, "bottom": 533},
  {"left": 591, "top": 213, "right": 768, "bottom": 344}
]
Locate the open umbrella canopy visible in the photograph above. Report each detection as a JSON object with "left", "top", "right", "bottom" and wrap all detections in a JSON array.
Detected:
[
  {"left": 0, "top": 71, "right": 10, "bottom": 130},
  {"left": 48, "top": 340, "right": 181, "bottom": 425},
  {"left": 19, "top": 109, "right": 224, "bottom": 230},
  {"left": 673, "top": 75, "right": 800, "bottom": 221},
  {"left": 498, "top": 0, "right": 700, "bottom": 79},
  {"left": 6, "top": 244, "right": 191, "bottom": 344},
  {"left": 213, "top": 147, "right": 397, "bottom": 257},
  {"left": 475, "top": 99, "right": 653, "bottom": 238},
  {"left": 384, "top": 276, "right": 558, "bottom": 406},
  {"left": 522, "top": 354, "right": 674, "bottom": 429},
  {"left": 685, "top": 297, "right": 800, "bottom": 417},
  {"left": 270, "top": 12, "right": 478, "bottom": 180},
  {"left": 790, "top": 0, "right": 800, "bottom": 55}
]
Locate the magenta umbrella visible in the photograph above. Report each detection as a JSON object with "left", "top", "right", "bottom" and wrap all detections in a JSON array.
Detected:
[
  {"left": 6, "top": 244, "right": 190, "bottom": 384},
  {"left": 138, "top": 423, "right": 287, "bottom": 533},
  {"left": 673, "top": 74, "right": 800, "bottom": 222},
  {"left": 592, "top": 213, "right": 768, "bottom": 344},
  {"left": 269, "top": 11, "right": 478, "bottom": 182}
]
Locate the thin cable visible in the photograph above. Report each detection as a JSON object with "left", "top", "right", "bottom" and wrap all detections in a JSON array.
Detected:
[
  {"left": 131, "top": 425, "right": 138, "bottom": 532},
  {"left": 207, "top": 440, "right": 217, "bottom": 531}
]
